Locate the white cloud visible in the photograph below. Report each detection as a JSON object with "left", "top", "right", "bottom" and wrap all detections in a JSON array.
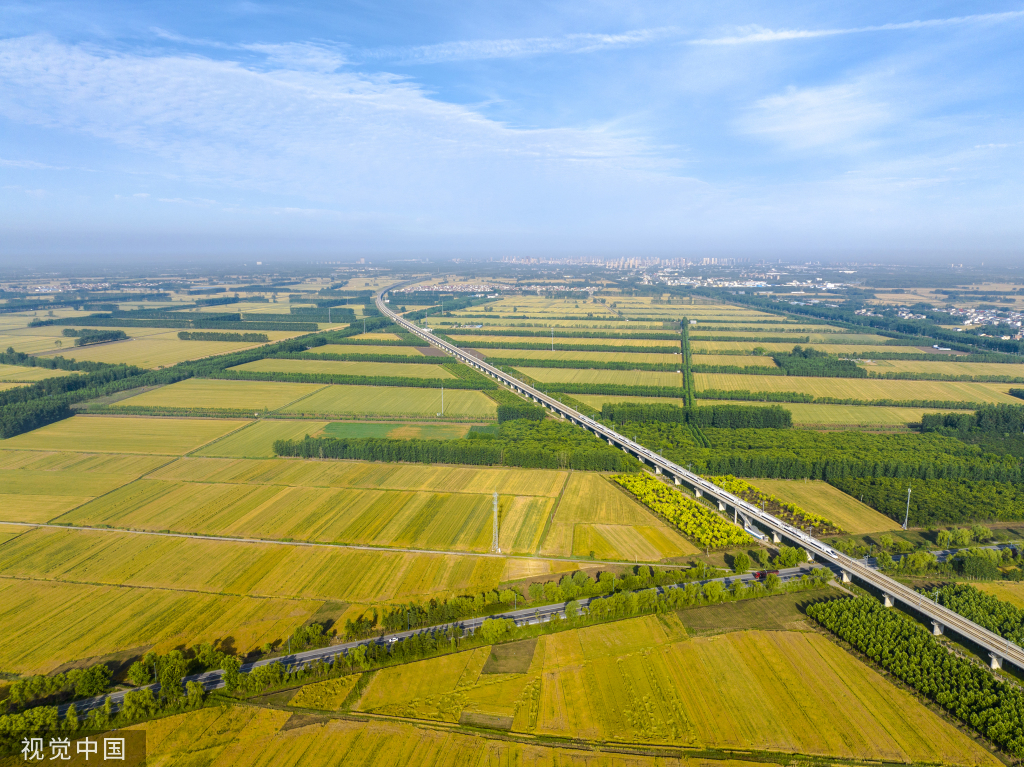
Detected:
[
  {"left": 692, "top": 10, "right": 1024, "bottom": 46},
  {"left": 0, "top": 34, "right": 660, "bottom": 214},
  {"left": 737, "top": 82, "right": 891, "bottom": 151},
  {"left": 367, "top": 28, "right": 676, "bottom": 65}
]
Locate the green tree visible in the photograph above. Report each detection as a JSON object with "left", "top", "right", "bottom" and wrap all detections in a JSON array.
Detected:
[
  {"left": 63, "top": 704, "right": 78, "bottom": 733},
  {"left": 126, "top": 661, "right": 151, "bottom": 687},
  {"left": 186, "top": 681, "right": 205, "bottom": 708},
  {"left": 732, "top": 552, "right": 750, "bottom": 574},
  {"left": 564, "top": 600, "right": 579, "bottom": 621},
  {"left": 765, "top": 573, "right": 781, "bottom": 592},
  {"left": 221, "top": 655, "right": 241, "bottom": 693},
  {"left": 703, "top": 581, "right": 724, "bottom": 603}
]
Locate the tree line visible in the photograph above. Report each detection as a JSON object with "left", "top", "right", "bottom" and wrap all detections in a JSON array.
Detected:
[
  {"left": 275, "top": 418, "right": 642, "bottom": 472},
  {"left": 772, "top": 346, "right": 867, "bottom": 378},
  {"left": 600, "top": 401, "right": 792, "bottom": 428},
  {"left": 807, "top": 596, "right": 1024, "bottom": 758},
  {"left": 178, "top": 331, "right": 270, "bottom": 342},
  {"left": 60, "top": 329, "right": 128, "bottom": 346},
  {"left": 629, "top": 423, "right": 1024, "bottom": 484}
]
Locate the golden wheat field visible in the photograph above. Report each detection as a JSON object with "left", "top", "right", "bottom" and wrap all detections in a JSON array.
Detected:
[
  {"left": 518, "top": 367, "right": 684, "bottom": 387},
  {"left": 118, "top": 378, "right": 325, "bottom": 410},
  {"left": 0, "top": 578, "right": 322, "bottom": 675},
  {"left": 693, "top": 372, "right": 1020, "bottom": 404},
  {"left": 279, "top": 384, "right": 497, "bottom": 418},
  {"left": 194, "top": 419, "right": 330, "bottom": 458},
  {"left": 343, "top": 614, "right": 997, "bottom": 765},
  {"left": 0, "top": 526, "right": 506, "bottom": 608},
  {"left": 230, "top": 358, "right": 455, "bottom": 378},
  {"left": 746, "top": 479, "right": 900, "bottom": 534},
  {"left": 0, "top": 363, "right": 80, "bottom": 382},
  {"left": 0, "top": 416, "right": 249, "bottom": 454},
  {"left": 538, "top": 473, "right": 697, "bottom": 560},
  {"left": 132, "top": 705, "right": 795, "bottom": 767},
  {"left": 54, "top": 476, "right": 553, "bottom": 554}
]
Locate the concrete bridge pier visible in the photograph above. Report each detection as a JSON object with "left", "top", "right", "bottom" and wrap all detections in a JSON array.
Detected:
[
  {"left": 772, "top": 531, "right": 781, "bottom": 544},
  {"left": 655, "top": 467, "right": 662, "bottom": 475},
  {"left": 806, "top": 549, "right": 814, "bottom": 562},
  {"left": 673, "top": 477, "right": 681, "bottom": 486},
  {"left": 932, "top": 621, "right": 944, "bottom": 636},
  {"left": 608, "top": 439, "right": 614, "bottom": 446},
  {"left": 695, "top": 488, "right": 702, "bottom": 498},
  {"left": 717, "top": 500, "right": 726, "bottom": 512},
  {"left": 882, "top": 593, "right": 895, "bottom": 608},
  {"left": 840, "top": 570, "right": 851, "bottom": 583},
  {"left": 991, "top": 653, "right": 1004, "bottom": 670}
]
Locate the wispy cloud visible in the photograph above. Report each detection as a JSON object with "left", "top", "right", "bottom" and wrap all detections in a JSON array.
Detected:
[
  {"left": 691, "top": 10, "right": 1024, "bottom": 46},
  {"left": 0, "top": 34, "right": 657, "bottom": 208},
  {"left": 736, "top": 82, "right": 891, "bottom": 151},
  {"left": 0, "top": 157, "right": 69, "bottom": 170},
  {"left": 365, "top": 28, "right": 676, "bottom": 65}
]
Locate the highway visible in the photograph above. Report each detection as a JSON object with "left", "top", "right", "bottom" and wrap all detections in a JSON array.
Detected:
[
  {"left": 375, "top": 288, "right": 1024, "bottom": 673},
  {"left": 59, "top": 565, "right": 813, "bottom": 715}
]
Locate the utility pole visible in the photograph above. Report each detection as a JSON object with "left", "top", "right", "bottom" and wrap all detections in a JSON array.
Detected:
[
  {"left": 492, "top": 492, "right": 500, "bottom": 553},
  {"left": 903, "top": 487, "right": 912, "bottom": 530}
]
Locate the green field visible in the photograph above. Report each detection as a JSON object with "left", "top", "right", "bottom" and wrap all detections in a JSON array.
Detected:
[
  {"left": 318, "top": 422, "right": 473, "bottom": 440},
  {"left": 280, "top": 384, "right": 497, "bottom": 419},
  {"left": 694, "top": 373, "right": 1019, "bottom": 404},
  {"left": 519, "top": 367, "right": 683, "bottom": 387},
  {"left": 231, "top": 358, "right": 454, "bottom": 378},
  {"left": 0, "top": 416, "right": 248, "bottom": 454},
  {"left": 119, "top": 378, "right": 325, "bottom": 410},
  {"left": 743, "top": 479, "right": 901, "bottom": 534}
]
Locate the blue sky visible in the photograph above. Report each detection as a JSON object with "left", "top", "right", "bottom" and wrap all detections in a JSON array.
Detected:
[{"left": 1, "top": 1, "right": 1022, "bottom": 261}]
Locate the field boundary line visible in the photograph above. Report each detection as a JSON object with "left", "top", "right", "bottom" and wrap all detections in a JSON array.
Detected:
[
  {"left": 0, "top": 573, "right": 322, "bottom": 602},
  {"left": 535, "top": 471, "right": 571, "bottom": 555},
  {"left": 0, "top": 521, "right": 654, "bottom": 566},
  {"left": 184, "top": 420, "right": 260, "bottom": 457},
  {"left": 266, "top": 383, "right": 331, "bottom": 414}
]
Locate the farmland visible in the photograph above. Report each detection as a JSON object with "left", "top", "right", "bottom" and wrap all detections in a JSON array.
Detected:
[
  {"left": 344, "top": 613, "right": 995, "bottom": 764},
  {"left": 279, "top": 384, "right": 497, "bottom": 418},
  {"left": 135, "top": 706, "right": 783, "bottom": 767},
  {"left": 0, "top": 416, "right": 248, "bottom": 454},
  {"left": 518, "top": 367, "right": 684, "bottom": 387},
  {"left": 0, "top": 363, "right": 79, "bottom": 382},
  {"left": 194, "top": 419, "right": 329, "bottom": 458},
  {"left": 539, "top": 472, "right": 699, "bottom": 560},
  {"left": 746, "top": 479, "right": 901, "bottom": 534},
  {"left": 231, "top": 358, "right": 455, "bottom": 378},
  {"left": 302, "top": 344, "right": 425, "bottom": 356},
  {"left": 0, "top": 526, "right": 506, "bottom": 606},
  {"left": 54, "top": 478, "right": 551, "bottom": 552},
  {"left": 118, "top": 378, "right": 325, "bottom": 410},
  {"left": 475, "top": 348, "right": 682, "bottom": 364},
  {"left": 456, "top": 334, "right": 680, "bottom": 348},
  {"left": 0, "top": 577, "right": 323, "bottom": 675},
  {"left": 693, "top": 373, "right": 1020, "bottom": 403},
  {"left": 858, "top": 359, "right": 1024, "bottom": 377}
]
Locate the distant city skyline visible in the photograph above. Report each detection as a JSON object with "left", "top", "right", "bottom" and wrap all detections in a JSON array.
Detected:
[{"left": 1, "top": 1, "right": 1022, "bottom": 260}]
